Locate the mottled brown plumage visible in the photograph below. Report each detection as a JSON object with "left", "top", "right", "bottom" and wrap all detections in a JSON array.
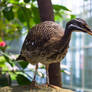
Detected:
[
  {"left": 19, "top": 21, "right": 66, "bottom": 65},
  {"left": 17, "top": 18, "right": 92, "bottom": 85}
]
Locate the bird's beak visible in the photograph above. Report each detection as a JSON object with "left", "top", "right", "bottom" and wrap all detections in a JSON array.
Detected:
[
  {"left": 87, "top": 30, "right": 92, "bottom": 35},
  {"left": 84, "top": 25, "right": 92, "bottom": 35}
]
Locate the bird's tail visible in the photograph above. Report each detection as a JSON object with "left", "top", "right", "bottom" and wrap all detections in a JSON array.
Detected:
[{"left": 16, "top": 55, "right": 26, "bottom": 61}]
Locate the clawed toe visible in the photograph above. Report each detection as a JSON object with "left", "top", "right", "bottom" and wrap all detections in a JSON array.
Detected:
[
  {"left": 48, "top": 84, "right": 60, "bottom": 89},
  {"left": 44, "top": 83, "right": 60, "bottom": 89},
  {"left": 30, "top": 81, "right": 39, "bottom": 88}
]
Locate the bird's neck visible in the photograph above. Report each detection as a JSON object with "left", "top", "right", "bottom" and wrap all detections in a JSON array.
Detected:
[
  {"left": 63, "top": 28, "right": 72, "bottom": 42},
  {"left": 60, "top": 28, "right": 73, "bottom": 49}
]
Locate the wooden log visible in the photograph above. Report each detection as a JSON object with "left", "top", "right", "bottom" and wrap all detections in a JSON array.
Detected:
[{"left": 0, "top": 86, "right": 73, "bottom": 92}]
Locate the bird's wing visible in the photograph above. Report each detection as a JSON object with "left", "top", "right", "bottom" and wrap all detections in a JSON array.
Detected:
[{"left": 20, "top": 21, "right": 64, "bottom": 56}]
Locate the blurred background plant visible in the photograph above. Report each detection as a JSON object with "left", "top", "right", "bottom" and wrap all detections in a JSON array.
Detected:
[
  {"left": 0, "top": 0, "right": 75, "bottom": 86},
  {"left": 0, "top": 41, "right": 6, "bottom": 52}
]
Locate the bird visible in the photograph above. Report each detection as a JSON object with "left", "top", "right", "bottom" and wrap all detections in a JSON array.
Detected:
[{"left": 17, "top": 18, "right": 92, "bottom": 86}]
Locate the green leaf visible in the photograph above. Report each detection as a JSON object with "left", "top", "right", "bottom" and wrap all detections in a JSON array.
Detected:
[
  {"left": 17, "top": 7, "right": 31, "bottom": 24},
  {"left": 53, "top": 5, "right": 71, "bottom": 11},
  {"left": 0, "top": 38, "right": 3, "bottom": 42},
  {"left": 32, "top": 0, "right": 36, "bottom": 2},
  {"left": 18, "top": 60, "right": 29, "bottom": 69},
  {"left": 1, "top": 52, "right": 14, "bottom": 67},
  {"left": 70, "top": 14, "right": 76, "bottom": 19},
  {"left": 3, "top": 7, "right": 14, "bottom": 21},
  {"left": 31, "top": 6, "right": 40, "bottom": 24},
  {"left": 24, "top": 0, "right": 30, "bottom": 3},
  {"left": 7, "top": 0, "right": 19, "bottom": 4},
  {"left": 55, "top": 15, "right": 63, "bottom": 22},
  {"left": 39, "top": 65, "right": 45, "bottom": 69},
  {"left": 16, "top": 74, "right": 31, "bottom": 85},
  {"left": 61, "top": 70, "right": 65, "bottom": 72},
  {"left": 0, "top": 56, "right": 6, "bottom": 67},
  {"left": 17, "top": 7, "right": 26, "bottom": 22},
  {"left": 54, "top": 10, "right": 64, "bottom": 21}
]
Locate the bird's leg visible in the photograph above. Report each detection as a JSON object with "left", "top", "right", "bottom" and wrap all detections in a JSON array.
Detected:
[
  {"left": 33, "top": 64, "right": 38, "bottom": 81},
  {"left": 46, "top": 64, "right": 49, "bottom": 85},
  {"left": 31, "top": 64, "right": 38, "bottom": 87}
]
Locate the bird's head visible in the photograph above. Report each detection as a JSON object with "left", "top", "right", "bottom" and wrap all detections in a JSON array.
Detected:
[{"left": 66, "top": 18, "right": 92, "bottom": 35}]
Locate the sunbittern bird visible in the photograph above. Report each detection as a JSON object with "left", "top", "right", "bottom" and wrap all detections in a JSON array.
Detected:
[{"left": 17, "top": 18, "right": 92, "bottom": 86}]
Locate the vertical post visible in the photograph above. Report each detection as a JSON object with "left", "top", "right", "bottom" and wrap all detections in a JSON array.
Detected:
[{"left": 37, "top": 0, "right": 62, "bottom": 87}]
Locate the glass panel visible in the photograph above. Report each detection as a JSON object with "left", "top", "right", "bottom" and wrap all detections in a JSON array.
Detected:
[{"left": 84, "top": 48, "right": 92, "bottom": 89}]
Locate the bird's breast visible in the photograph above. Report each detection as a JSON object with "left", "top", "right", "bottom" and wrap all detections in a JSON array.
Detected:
[{"left": 21, "top": 45, "right": 68, "bottom": 65}]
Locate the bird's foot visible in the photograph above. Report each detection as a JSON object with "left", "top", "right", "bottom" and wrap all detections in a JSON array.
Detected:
[
  {"left": 42, "top": 83, "right": 60, "bottom": 89},
  {"left": 30, "top": 80, "right": 39, "bottom": 88},
  {"left": 48, "top": 84, "right": 60, "bottom": 89}
]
